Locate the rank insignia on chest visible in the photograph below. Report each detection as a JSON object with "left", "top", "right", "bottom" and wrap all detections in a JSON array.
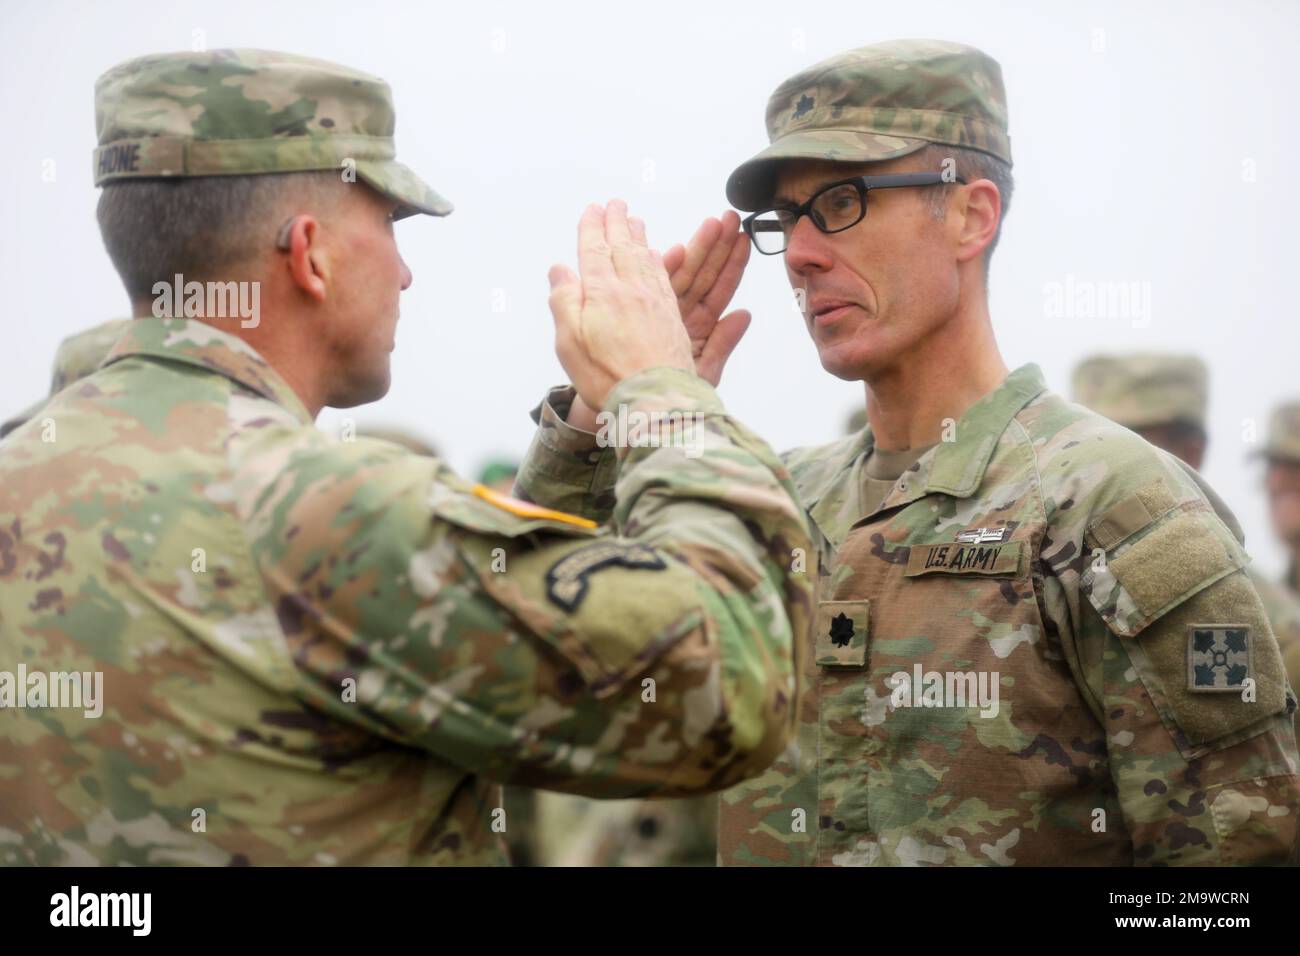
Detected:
[
  {"left": 1187, "top": 625, "right": 1252, "bottom": 692},
  {"left": 955, "top": 526, "right": 1007, "bottom": 544},
  {"left": 815, "top": 600, "right": 870, "bottom": 668}
]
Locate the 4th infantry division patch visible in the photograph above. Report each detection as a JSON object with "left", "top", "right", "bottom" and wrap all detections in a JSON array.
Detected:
[{"left": 1187, "top": 625, "right": 1252, "bottom": 692}]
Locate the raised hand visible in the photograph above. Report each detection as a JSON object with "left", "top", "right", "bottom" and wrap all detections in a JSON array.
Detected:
[
  {"left": 548, "top": 200, "right": 695, "bottom": 411},
  {"left": 661, "top": 210, "right": 752, "bottom": 387}
]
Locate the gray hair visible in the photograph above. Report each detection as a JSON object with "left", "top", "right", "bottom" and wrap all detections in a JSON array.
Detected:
[
  {"left": 914, "top": 143, "right": 1014, "bottom": 270},
  {"left": 97, "top": 171, "right": 345, "bottom": 304}
]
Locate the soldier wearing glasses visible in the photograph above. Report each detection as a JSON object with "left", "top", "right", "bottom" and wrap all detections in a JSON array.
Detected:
[{"left": 519, "top": 39, "right": 1300, "bottom": 865}]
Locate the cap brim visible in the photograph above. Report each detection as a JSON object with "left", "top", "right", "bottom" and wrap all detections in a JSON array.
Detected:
[
  {"left": 726, "top": 131, "right": 929, "bottom": 211},
  {"left": 356, "top": 159, "right": 454, "bottom": 220}
]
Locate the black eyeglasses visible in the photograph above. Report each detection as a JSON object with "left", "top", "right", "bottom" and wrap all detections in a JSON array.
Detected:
[{"left": 742, "top": 171, "right": 966, "bottom": 255}]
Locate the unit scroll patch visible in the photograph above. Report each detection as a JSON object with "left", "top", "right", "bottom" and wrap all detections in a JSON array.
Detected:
[
  {"left": 1187, "top": 625, "right": 1253, "bottom": 692},
  {"left": 545, "top": 541, "right": 666, "bottom": 612}
]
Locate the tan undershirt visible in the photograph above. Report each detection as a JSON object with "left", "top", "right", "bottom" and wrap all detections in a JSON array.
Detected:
[{"left": 861, "top": 443, "right": 936, "bottom": 516}]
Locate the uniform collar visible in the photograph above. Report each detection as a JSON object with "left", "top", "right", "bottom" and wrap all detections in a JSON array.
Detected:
[
  {"left": 804, "top": 364, "right": 1048, "bottom": 542},
  {"left": 103, "top": 318, "right": 313, "bottom": 424}
]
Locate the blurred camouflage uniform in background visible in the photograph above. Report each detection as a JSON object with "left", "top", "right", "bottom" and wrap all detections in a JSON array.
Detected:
[
  {"left": 518, "top": 41, "right": 1300, "bottom": 865},
  {"left": 1074, "top": 353, "right": 1300, "bottom": 741},
  {"left": 0, "top": 319, "right": 131, "bottom": 439},
  {"left": 1257, "top": 402, "right": 1300, "bottom": 736},
  {"left": 0, "top": 49, "right": 813, "bottom": 865},
  {"left": 1259, "top": 402, "right": 1300, "bottom": 600}
]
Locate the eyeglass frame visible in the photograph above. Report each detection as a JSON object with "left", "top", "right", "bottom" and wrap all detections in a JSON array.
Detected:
[{"left": 741, "top": 171, "right": 967, "bottom": 255}]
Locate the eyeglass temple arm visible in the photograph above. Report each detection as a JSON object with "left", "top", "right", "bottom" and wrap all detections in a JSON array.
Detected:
[{"left": 860, "top": 172, "right": 966, "bottom": 188}]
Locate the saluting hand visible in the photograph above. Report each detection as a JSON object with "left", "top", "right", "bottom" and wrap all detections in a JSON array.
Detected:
[
  {"left": 661, "top": 211, "right": 752, "bottom": 387},
  {"left": 548, "top": 200, "right": 695, "bottom": 411}
]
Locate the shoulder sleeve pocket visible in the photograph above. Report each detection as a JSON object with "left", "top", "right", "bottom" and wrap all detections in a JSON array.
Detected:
[
  {"left": 1083, "top": 503, "right": 1248, "bottom": 639},
  {"left": 1084, "top": 501, "right": 1290, "bottom": 750},
  {"left": 429, "top": 479, "right": 703, "bottom": 699}
]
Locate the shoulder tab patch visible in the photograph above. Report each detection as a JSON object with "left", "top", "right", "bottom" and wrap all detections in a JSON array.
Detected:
[
  {"left": 471, "top": 484, "right": 597, "bottom": 529},
  {"left": 905, "top": 540, "right": 1022, "bottom": 578},
  {"left": 1088, "top": 478, "right": 1180, "bottom": 550},
  {"left": 1188, "top": 625, "right": 1253, "bottom": 692},
  {"left": 546, "top": 541, "right": 666, "bottom": 611}
]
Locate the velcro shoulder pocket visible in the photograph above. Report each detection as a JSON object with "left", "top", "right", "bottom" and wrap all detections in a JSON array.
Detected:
[
  {"left": 1083, "top": 488, "right": 1288, "bottom": 750},
  {"left": 1083, "top": 491, "right": 1247, "bottom": 639},
  {"left": 429, "top": 478, "right": 702, "bottom": 699}
]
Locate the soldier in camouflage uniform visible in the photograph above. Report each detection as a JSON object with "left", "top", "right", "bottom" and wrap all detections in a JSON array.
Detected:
[
  {"left": 0, "top": 49, "right": 813, "bottom": 865},
  {"left": 1260, "top": 402, "right": 1300, "bottom": 600},
  {"left": 516, "top": 40, "right": 1300, "bottom": 865},
  {"left": 1258, "top": 402, "right": 1300, "bottom": 733},
  {"left": 1073, "top": 353, "right": 1300, "bottom": 740},
  {"left": 0, "top": 320, "right": 132, "bottom": 439}
]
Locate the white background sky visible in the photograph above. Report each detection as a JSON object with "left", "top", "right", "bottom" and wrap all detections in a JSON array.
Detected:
[{"left": 1, "top": 0, "right": 1296, "bottom": 575}]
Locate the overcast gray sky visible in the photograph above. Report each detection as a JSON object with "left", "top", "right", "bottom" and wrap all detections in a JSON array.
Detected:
[{"left": 2, "top": 0, "right": 1296, "bottom": 575}]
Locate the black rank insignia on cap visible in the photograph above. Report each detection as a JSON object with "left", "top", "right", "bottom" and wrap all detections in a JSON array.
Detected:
[
  {"left": 1187, "top": 625, "right": 1252, "bottom": 692},
  {"left": 546, "top": 541, "right": 666, "bottom": 612}
]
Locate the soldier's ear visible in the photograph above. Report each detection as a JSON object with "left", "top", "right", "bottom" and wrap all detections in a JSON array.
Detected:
[
  {"left": 953, "top": 179, "right": 1000, "bottom": 266},
  {"left": 280, "top": 214, "right": 329, "bottom": 302}
]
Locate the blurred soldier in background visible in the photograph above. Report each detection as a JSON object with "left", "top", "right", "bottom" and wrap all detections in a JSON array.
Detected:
[
  {"left": 1073, "top": 353, "right": 1300, "bottom": 738},
  {"left": 478, "top": 458, "right": 519, "bottom": 494},
  {"left": 844, "top": 406, "right": 868, "bottom": 436},
  {"left": 355, "top": 426, "right": 439, "bottom": 458},
  {"left": 1260, "top": 402, "right": 1300, "bottom": 601},
  {"left": 1258, "top": 401, "right": 1300, "bottom": 732},
  {"left": 0, "top": 320, "right": 131, "bottom": 439},
  {"left": 0, "top": 49, "right": 813, "bottom": 865}
]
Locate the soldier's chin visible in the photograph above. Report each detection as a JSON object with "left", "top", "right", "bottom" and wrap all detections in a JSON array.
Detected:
[
  {"left": 329, "top": 365, "right": 392, "bottom": 409},
  {"left": 817, "top": 341, "right": 879, "bottom": 382}
]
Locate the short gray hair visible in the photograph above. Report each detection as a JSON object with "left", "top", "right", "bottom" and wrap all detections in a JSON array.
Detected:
[
  {"left": 97, "top": 171, "right": 344, "bottom": 304},
  {"left": 914, "top": 143, "right": 1014, "bottom": 269}
]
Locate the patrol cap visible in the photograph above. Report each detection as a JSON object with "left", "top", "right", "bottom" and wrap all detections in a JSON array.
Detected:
[
  {"left": 1071, "top": 353, "right": 1208, "bottom": 431},
  {"left": 93, "top": 49, "right": 452, "bottom": 219},
  {"left": 726, "top": 39, "right": 1012, "bottom": 211},
  {"left": 1258, "top": 401, "right": 1300, "bottom": 464}
]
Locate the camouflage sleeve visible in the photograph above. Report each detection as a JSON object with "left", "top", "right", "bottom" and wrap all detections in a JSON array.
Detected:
[
  {"left": 239, "top": 367, "right": 812, "bottom": 799},
  {"left": 1077, "top": 480, "right": 1300, "bottom": 864},
  {"left": 514, "top": 385, "right": 619, "bottom": 522}
]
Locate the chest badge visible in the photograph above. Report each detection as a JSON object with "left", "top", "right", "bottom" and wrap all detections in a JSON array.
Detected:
[{"left": 955, "top": 526, "right": 1007, "bottom": 544}]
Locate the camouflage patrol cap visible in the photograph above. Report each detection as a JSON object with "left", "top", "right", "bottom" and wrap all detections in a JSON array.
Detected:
[
  {"left": 1071, "top": 353, "right": 1208, "bottom": 430},
  {"left": 1259, "top": 401, "right": 1300, "bottom": 463},
  {"left": 726, "top": 39, "right": 1012, "bottom": 211},
  {"left": 93, "top": 49, "right": 451, "bottom": 219}
]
